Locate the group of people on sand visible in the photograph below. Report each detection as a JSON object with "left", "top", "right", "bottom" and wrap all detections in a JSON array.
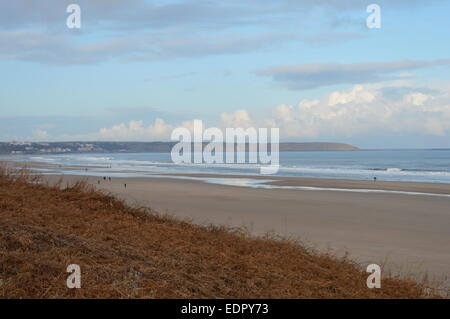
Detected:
[{"left": 96, "top": 176, "right": 127, "bottom": 189}]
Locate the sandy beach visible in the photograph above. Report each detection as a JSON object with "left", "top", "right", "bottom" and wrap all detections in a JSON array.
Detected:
[{"left": 38, "top": 170, "right": 450, "bottom": 289}]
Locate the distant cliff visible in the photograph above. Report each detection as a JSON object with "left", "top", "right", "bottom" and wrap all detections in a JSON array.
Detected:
[{"left": 0, "top": 141, "right": 359, "bottom": 155}]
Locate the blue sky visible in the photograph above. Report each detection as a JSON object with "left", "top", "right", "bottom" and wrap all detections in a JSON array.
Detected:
[{"left": 1, "top": 0, "right": 450, "bottom": 148}]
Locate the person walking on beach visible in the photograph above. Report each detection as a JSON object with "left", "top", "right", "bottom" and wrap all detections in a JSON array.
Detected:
[{"left": 124, "top": 183, "right": 127, "bottom": 189}]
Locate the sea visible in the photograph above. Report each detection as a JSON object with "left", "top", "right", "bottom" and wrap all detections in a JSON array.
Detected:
[{"left": 4, "top": 149, "right": 450, "bottom": 184}]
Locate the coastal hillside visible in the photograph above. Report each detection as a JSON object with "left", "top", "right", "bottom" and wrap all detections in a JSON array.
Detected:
[
  {"left": 0, "top": 168, "right": 429, "bottom": 299},
  {"left": 0, "top": 141, "right": 359, "bottom": 155}
]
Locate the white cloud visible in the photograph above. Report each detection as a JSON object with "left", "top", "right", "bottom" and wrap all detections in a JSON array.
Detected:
[
  {"left": 328, "top": 85, "right": 375, "bottom": 106},
  {"left": 177, "top": 120, "right": 197, "bottom": 135},
  {"left": 268, "top": 84, "right": 450, "bottom": 138},
  {"left": 220, "top": 109, "right": 254, "bottom": 128},
  {"left": 95, "top": 118, "right": 172, "bottom": 140},
  {"left": 404, "top": 92, "right": 430, "bottom": 106}
]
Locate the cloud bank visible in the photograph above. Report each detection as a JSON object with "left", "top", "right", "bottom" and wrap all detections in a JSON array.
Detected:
[
  {"left": 0, "top": 0, "right": 444, "bottom": 65},
  {"left": 268, "top": 85, "right": 450, "bottom": 138},
  {"left": 23, "top": 84, "right": 446, "bottom": 142}
]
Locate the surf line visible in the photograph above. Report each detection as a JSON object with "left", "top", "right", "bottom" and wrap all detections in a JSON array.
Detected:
[
  {"left": 146, "top": 174, "right": 450, "bottom": 198},
  {"left": 253, "top": 184, "right": 450, "bottom": 198}
]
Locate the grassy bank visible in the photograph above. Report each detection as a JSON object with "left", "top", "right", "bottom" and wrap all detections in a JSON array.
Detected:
[{"left": 0, "top": 167, "right": 435, "bottom": 298}]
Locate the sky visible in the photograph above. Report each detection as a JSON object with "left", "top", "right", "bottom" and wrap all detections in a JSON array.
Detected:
[{"left": 1, "top": 0, "right": 450, "bottom": 148}]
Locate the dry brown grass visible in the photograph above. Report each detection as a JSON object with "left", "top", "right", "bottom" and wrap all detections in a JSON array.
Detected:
[{"left": 0, "top": 166, "right": 438, "bottom": 298}]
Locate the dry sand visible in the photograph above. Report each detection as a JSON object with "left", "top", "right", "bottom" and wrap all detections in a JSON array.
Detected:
[{"left": 41, "top": 172, "right": 450, "bottom": 289}]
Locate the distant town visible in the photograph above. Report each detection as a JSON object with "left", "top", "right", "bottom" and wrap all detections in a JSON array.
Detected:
[
  {"left": 0, "top": 141, "right": 359, "bottom": 155},
  {"left": 0, "top": 141, "right": 174, "bottom": 155}
]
